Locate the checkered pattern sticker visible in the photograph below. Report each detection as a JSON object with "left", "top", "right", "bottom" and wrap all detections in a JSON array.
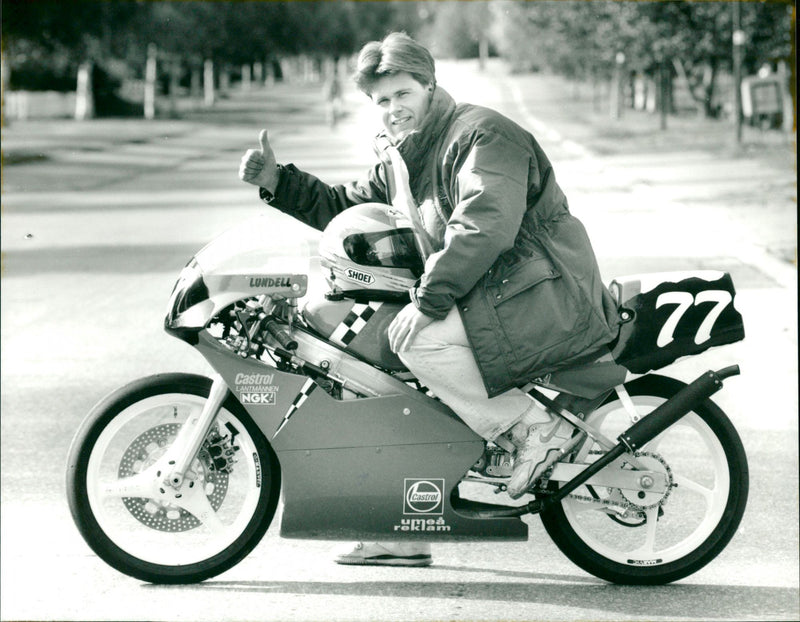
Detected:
[
  {"left": 329, "top": 301, "right": 383, "bottom": 346},
  {"left": 273, "top": 377, "right": 317, "bottom": 438}
]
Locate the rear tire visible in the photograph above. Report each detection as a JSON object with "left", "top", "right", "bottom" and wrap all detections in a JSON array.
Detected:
[
  {"left": 66, "top": 373, "right": 280, "bottom": 584},
  {"left": 540, "top": 374, "right": 748, "bottom": 585}
]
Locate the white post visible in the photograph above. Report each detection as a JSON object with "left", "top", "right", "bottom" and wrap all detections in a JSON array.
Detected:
[
  {"left": 75, "top": 61, "right": 95, "bottom": 120},
  {"left": 144, "top": 43, "right": 157, "bottom": 120},
  {"left": 204, "top": 59, "right": 215, "bottom": 107},
  {"left": 242, "top": 63, "right": 251, "bottom": 91}
]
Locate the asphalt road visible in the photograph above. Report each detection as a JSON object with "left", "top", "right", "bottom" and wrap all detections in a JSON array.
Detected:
[{"left": 1, "top": 60, "right": 797, "bottom": 622}]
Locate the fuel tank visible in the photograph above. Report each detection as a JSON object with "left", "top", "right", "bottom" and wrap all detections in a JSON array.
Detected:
[{"left": 302, "top": 296, "right": 407, "bottom": 370}]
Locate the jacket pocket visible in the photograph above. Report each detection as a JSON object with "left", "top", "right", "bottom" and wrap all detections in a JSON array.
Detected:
[
  {"left": 489, "top": 256, "right": 560, "bottom": 306},
  {"left": 489, "top": 255, "right": 589, "bottom": 371}
]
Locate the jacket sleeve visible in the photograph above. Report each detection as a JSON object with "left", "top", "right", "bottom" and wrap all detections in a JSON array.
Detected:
[
  {"left": 412, "top": 131, "right": 534, "bottom": 319},
  {"left": 266, "top": 162, "right": 389, "bottom": 232}
]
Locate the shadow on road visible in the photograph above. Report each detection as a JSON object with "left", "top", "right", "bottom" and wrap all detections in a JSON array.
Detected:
[{"left": 153, "top": 576, "right": 799, "bottom": 619}]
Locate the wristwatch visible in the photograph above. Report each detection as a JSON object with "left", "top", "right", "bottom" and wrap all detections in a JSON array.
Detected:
[
  {"left": 259, "top": 165, "right": 283, "bottom": 203},
  {"left": 259, "top": 186, "right": 275, "bottom": 203}
]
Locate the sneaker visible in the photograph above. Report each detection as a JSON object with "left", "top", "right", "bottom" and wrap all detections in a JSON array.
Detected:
[
  {"left": 333, "top": 541, "right": 433, "bottom": 567},
  {"left": 506, "top": 420, "right": 582, "bottom": 499}
]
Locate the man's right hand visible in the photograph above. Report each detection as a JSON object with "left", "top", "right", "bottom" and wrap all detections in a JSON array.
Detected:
[{"left": 239, "top": 129, "right": 280, "bottom": 193}]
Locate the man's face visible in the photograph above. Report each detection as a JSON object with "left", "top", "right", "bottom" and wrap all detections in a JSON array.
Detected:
[{"left": 370, "top": 72, "right": 432, "bottom": 140}]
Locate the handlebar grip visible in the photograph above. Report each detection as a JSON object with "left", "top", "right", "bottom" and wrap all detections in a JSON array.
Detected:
[
  {"left": 715, "top": 365, "right": 740, "bottom": 380},
  {"left": 265, "top": 320, "right": 298, "bottom": 351}
]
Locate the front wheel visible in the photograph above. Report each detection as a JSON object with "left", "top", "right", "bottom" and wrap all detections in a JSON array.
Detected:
[
  {"left": 540, "top": 374, "right": 748, "bottom": 585},
  {"left": 66, "top": 373, "right": 280, "bottom": 584}
]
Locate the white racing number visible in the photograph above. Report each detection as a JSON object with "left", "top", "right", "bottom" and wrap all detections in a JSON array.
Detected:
[{"left": 655, "top": 290, "right": 733, "bottom": 348}]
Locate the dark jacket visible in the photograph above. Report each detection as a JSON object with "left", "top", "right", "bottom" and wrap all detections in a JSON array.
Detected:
[{"left": 267, "top": 87, "right": 619, "bottom": 397}]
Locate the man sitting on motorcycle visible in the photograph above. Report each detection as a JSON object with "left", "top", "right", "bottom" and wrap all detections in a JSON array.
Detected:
[{"left": 240, "top": 32, "right": 619, "bottom": 566}]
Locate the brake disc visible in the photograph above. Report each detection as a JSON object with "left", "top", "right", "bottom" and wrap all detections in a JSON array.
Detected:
[{"left": 117, "top": 423, "right": 229, "bottom": 532}]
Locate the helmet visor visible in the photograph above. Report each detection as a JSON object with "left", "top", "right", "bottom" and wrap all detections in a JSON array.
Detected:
[{"left": 343, "top": 229, "right": 424, "bottom": 277}]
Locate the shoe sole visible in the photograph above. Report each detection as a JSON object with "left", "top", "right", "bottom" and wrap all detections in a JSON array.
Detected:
[{"left": 335, "top": 555, "right": 433, "bottom": 567}]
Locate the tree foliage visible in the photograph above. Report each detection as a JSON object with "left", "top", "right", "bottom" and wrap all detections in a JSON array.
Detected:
[
  {"left": 486, "top": 0, "right": 793, "bottom": 116},
  {"left": 3, "top": 0, "right": 793, "bottom": 112},
  {"left": 1, "top": 0, "right": 424, "bottom": 90}
]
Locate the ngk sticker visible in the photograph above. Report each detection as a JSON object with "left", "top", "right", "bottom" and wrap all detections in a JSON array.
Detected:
[
  {"left": 344, "top": 268, "right": 375, "bottom": 285},
  {"left": 235, "top": 373, "right": 279, "bottom": 405},
  {"left": 240, "top": 392, "right": 276, "bottom": 405},
  {"left": 403, "top": 479, "right": 444, "bottom": 515}
]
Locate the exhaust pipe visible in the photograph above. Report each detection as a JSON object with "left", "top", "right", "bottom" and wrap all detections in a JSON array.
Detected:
[
  {"left": 462, "top": 366, "right": 740, "bottom": 518},
  {"left": 617, "top": 365, "right": 740, "bottom": 453}
]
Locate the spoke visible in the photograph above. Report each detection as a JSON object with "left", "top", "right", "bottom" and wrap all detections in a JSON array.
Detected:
[
  {"left": 631, "top": 506, "right": 660, "bottom": 556},
  {"left": 673, "top": 473, "right": 714, "bottom": 503},
  {"left": 99, "top": 472, "right": 157, "bottom": 500},
  {"left": 173, "top": 486, "right": 226, "bottom": 533}
]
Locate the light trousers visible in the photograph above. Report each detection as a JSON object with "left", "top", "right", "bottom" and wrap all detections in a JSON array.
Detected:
[{"left": 397, "top": 306, "right": 548, "bottom": 441}]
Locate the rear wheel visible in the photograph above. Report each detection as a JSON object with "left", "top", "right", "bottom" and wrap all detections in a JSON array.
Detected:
[
  {"left": 540, "top": 374, "right": 748, "bottom": 584},
  {"left": 66, "top": 373, "right": 280, "bottom": 584}
]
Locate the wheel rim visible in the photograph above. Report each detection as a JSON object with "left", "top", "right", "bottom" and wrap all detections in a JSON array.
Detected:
[
  {"left": 561, "top": 396, "right": 731, "bottom": 566},
  {"left": 86, "top": 394, "right": 263, "bottom": 566}
]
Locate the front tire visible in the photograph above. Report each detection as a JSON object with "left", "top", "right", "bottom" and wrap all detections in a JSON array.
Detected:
[
  {"left": 540, "top": 374, "right": 748, "bottom": 585},
  {"left": 66, "top": 373, "right": 280, "bottom": 584}
]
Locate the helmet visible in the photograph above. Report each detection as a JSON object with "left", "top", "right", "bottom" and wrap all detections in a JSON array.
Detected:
[{"left": 319, "top": 203, "right": 424, "bottom": 295}]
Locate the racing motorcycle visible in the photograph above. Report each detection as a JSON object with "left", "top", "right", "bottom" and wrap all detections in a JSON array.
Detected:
[{"left": 66, "top": 148, "right": 748, "bottom": 586}]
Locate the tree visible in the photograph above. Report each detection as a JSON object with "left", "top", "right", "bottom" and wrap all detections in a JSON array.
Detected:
[
  {"left": 1, "top": 0, "right": 427, "bottom": 113},
  {"left": 487, "top": 0, "right": 794, "bottom": 120},
  {"left": 420, "top": 1, "right": 493, "bottom": 60}
]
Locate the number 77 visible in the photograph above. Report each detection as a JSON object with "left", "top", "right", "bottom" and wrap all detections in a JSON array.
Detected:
[{"left": 655, "top": 290, "right": 733, "bottom": 348}]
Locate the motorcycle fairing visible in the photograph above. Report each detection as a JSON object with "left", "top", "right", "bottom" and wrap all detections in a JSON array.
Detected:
[
  {"left": 302, "top": 296, "right": 407, "bottom": 370},
  {"left": 610, "top": 271, "right": 745, "bottom": 374},
  {"left": 195, "top": 332, "right": 528, "bottom": 541},
  {"left": 166, "top": 263, "right": 308, "bottom": 334}
]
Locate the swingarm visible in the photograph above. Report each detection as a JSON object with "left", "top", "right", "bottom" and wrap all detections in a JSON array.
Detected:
[{"left": 462, "top": 366, "right": 740, "bottom": 519}]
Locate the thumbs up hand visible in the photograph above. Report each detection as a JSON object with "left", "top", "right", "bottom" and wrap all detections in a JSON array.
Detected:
[{"left": 239, "top": 129, "right": 280, "bottom": 192}]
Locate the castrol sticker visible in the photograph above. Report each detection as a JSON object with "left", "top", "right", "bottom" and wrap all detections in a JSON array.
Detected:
[{"left": 403, "top": 479, "right": 444, "bottom": 515}]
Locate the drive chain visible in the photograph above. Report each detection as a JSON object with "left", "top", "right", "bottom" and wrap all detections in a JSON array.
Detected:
[{"left": 545, "top": 450, "right": 674, "bottom": 514}]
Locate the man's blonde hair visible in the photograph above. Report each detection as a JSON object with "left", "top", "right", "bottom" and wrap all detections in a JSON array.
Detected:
[{"left": 354, "top": 32, "right": 436, "bottom": 95}]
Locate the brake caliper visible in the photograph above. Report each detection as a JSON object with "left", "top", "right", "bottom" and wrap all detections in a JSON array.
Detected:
[{"left": 201, "top": 423, "right": 240, "bottom": 474}]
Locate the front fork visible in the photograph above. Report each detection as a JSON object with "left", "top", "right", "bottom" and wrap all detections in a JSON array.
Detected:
[{"left": 164, "top": 373, "right": 229, "bottom": 489}]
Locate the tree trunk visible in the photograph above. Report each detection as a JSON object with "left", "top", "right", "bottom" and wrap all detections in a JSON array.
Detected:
[
  {"left": 659, "top": 60, "right": 669, "bottom": 130},
  {"left": 204, "top": 59, "right": 215, "bottom": 107},
  {"left": 241, "top": 63, "right": 251, "bottom": 91},
  {"left": 478, "top": 36, "right": 489, "bottom": 71},
  {"left": 1, "top": 51, "right": 9, "bottom": 125},
  {"left": 701, "top": 60, "right": 718, "bottom": 118}
]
